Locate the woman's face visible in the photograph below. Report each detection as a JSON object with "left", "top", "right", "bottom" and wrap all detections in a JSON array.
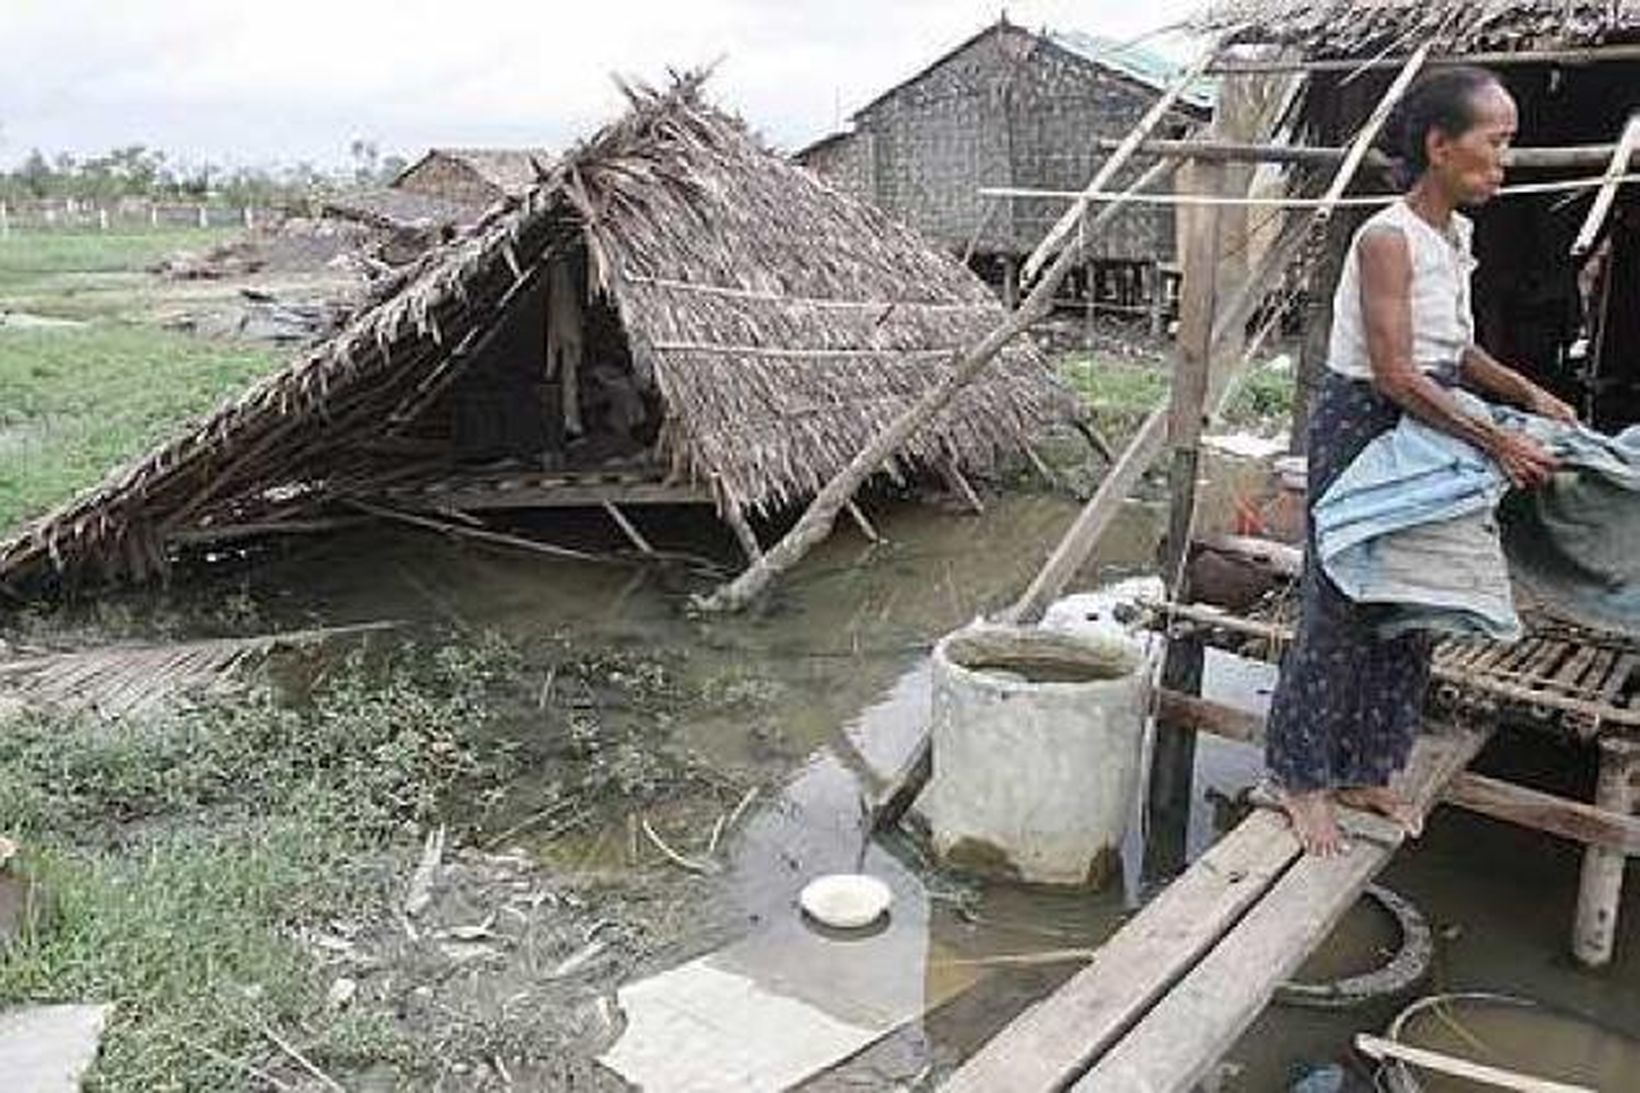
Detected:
[{"left": 1427, "top": 82, "right": 1518, "bottom": 205}]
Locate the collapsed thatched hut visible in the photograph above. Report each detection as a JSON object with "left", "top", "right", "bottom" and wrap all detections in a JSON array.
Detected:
[
  {"left": 0, "top": 78, "right": 1077, "bottom": 592},
  {"left": 1199, "top": 1, "right": 1640, "bottom": 431}
]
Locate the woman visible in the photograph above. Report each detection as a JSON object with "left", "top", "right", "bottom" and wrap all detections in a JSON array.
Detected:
[{"left": 1266, "top": 67, "right": 1578, "bottom": 855}]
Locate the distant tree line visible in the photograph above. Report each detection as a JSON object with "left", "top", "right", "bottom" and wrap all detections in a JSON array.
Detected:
[{"left": 0, "top": 140, "right": 410, "bottom": 208}]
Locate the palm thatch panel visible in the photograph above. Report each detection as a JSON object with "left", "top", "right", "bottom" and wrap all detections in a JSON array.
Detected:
[
  {"left": 1202, "top": 0, "right": 1640, "bottom": 54},
  {"left": 0, "top": 76, "right": 1074, "bottom": 589}
]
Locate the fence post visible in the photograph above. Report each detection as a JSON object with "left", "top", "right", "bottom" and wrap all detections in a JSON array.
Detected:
[
  {"left": 98, "top": 207, "right": 110, "bottom": 232},
  {"left": 0, "top": 201, "right": 9, "bottom": 240},
  {"left": 243, "top": 205, "right": 254, "bottom": 230},
  {"left": 197, "top": 204, "right": 208, "bottom": 229},
  {"left": 149, "top": 202, "right": 159, "bottom": 228}
]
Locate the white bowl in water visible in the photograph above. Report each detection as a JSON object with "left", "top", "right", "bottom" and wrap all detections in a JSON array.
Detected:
[{"left": 799, "top": 873, "right": 892, "bottom": 929}]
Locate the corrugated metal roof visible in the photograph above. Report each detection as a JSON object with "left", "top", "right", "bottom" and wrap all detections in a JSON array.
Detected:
[{"left": 1048, "top": 31, "right": 1217, "bottom": 110}]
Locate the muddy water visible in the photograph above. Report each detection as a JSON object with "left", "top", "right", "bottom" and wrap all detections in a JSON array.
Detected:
[{"left": 229, "top": 463, "right": 1640, "bottom": 1088}]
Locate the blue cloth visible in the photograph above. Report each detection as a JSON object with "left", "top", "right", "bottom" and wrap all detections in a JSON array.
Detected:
[
  {"left": 1313, "top": 388, "right": 1640, "bottom": 638},
  {"left": 1265, "top": 370, "right": 1432, "bottom": 792}
]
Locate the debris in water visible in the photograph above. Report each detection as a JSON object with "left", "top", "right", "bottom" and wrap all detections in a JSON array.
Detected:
[
  {"left": 799, "top": 873, "right": 893, "bottom": 930},
  {"left": 403, "top": 824, "right": 447, "bottom": 919},
  {"left": 325, "top": 977, "right": 358, "bottom": 1011}
]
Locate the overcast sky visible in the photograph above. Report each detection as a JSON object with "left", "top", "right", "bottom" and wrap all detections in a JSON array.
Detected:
[{"left": 2, "top": 0, "right": 1203, "bottom": 171}]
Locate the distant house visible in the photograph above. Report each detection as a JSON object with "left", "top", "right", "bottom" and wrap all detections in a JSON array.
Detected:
[
  {"left": 393, "top": 147, "right": 554, "bottom": 207},
  {"left": 796, "top": 18, "right": 1211, "bottom": 311},
  {"left": 322, "top": 147, "right": 556, "bottom": 261}
]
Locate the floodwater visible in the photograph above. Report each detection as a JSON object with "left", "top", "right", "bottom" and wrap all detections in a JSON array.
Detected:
[{"left": 219, "top": 458, "right": 1640, "bottom": 1090}]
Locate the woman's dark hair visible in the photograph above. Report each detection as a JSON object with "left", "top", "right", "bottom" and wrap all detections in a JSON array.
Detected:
[{"left": 1385, "top": 66, "right": 1505, "bottom": 183}]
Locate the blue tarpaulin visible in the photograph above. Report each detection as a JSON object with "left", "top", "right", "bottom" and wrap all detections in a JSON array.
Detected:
[{"left": 1312, "top": 389, "right": 1640, "bottom": 638}]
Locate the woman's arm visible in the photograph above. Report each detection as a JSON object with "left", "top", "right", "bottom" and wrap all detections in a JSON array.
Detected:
[
  {"left": 1357, "top": 226, "right": 1558, "bottom": 488},
  {"left": 1459, "top": 343, "right": 1578, "bottom": 423}
]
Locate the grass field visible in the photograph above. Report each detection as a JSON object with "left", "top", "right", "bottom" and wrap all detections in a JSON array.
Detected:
[
  {"left": 1058, "top": 351, "right": 1295, "bottom": 442},
  {"left": 0, "top": 227, "right": 233, "bottom": 295},
  {"left": 0, "top": 228, "right": 281, "bottom": 536}
]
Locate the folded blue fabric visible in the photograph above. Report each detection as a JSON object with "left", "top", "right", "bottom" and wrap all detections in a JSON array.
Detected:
[{"left": 1313, "top": 388, "right": 1640, "bottom": 638}]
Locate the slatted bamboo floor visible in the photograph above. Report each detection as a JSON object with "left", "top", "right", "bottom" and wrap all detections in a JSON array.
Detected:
[
  {"left": 376, "top": 467, "right": 712, "bottom": 511},
  {"left": 1162, "top": 598, "right": 1640, "bottom": 740}
]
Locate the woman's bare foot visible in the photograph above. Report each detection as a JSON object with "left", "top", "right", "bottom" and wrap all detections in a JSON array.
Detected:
[
  {"left": 1336, "top": 786, "right": 1423, "bottom": 839},
  {"left": 1277, "top": 789, "right": 1345, "bottom": 856}
]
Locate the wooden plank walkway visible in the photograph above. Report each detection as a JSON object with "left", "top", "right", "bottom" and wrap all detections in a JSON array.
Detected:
[{"left": 943, "top": 726, "right": 1487, "bottom": 1093}]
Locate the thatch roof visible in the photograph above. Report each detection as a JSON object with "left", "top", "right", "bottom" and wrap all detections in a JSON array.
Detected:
[
  {"left": 394, "top": 147, "right": 555, "bottom": 197},
  {"left": 321, "top": 186, "right": 480, "bottom": 231},
  {"left": 1202, "top": 0, "right": 1640, "bottom": 55},
  {"left": 0, "top": 77, "right": 1075, "bottom": 590}
]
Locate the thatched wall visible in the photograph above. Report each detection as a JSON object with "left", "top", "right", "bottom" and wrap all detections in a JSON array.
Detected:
[
  {"left": 801, "top": 20, "right": 1205, "bottom": 262},
  {"left": 0, "top": 78, "right": 1076, "bottom": 590}
]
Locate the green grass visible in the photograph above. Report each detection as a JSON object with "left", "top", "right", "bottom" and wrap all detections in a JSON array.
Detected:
[
  {"left": 0, "top": 324, "right": 279, "bottom": 534},
  {"left": 1057, "top": 352, "right": 1295, "bottom": 438},
  {"left": 0, "top": 641, "right": 525, "bottom": 1091},
  {"left": 0, "top": 227, "right": 235, "bottom": 296}
]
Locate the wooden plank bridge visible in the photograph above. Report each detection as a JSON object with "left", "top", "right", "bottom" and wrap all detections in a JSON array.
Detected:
[{"left": 942, "top": 725, "right": 1486, "bottom": 1092}]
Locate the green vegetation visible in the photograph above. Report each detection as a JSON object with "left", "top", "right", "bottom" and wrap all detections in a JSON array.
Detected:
[
  {"left": 0, "top": 323, "right": 277, "bottom": 534},
  {"left": 0, "top": 643, "right": 516, "bottom": 1090},
  {"left": 0, "top": 635, "right": 737, "bottom": 1090},
  {"left": 1057, "top": 352, "right": 1296, "bottom": 439},
  {"left": 0, "top": 227, "right": 234, "bottom": 295}
]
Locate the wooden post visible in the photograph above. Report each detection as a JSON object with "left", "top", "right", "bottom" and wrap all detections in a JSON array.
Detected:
[
  {"left": 197, "top": 204, "right": 208, "bottom": 229},
  {"left": 1001, "top": 255, "right": 1021, "bottom": 309},
  {"left": 1292, "top": 217, "right": 1351, "bottom": 447},
  {"left": 546, "top": 259, "right": 585, "bottom": 437},
  {"left": 244, "top": 205, "right": 255, "bottom": 231},
  {"left": 0, "top": 200, "right": 9, "bottom": 240},
  {"left": 98, "top": 207, "right": 109, "bottom": 232},
  {"left": 725, "top": 506, "right": 763, "bottom": 566},
  {"left": 603, "top": 501, "right": 655, "bottom": 556},
  {"left": 1573, "top": 737, "right": 1637, "bottom": 967},
  {"left": 1147, "top": 260, "right": 1165, "bottom": 337},
  {"left": 149, "top": 202, "right": 159, "bottom": 228},
  {"left": 1147, "top": 158, "right": 1226, "bottom": 884}
]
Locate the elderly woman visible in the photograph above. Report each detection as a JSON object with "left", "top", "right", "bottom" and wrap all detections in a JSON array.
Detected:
[{"left": 1267, "top": 67, "right": 1577, "bottom": 855}]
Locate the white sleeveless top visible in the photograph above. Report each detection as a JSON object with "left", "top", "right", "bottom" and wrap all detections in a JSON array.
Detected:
[{"left": 1327, "top": 200, "right": 1476, "bottom": 379}]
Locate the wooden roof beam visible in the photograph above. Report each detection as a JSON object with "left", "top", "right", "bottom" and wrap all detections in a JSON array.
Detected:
[{"left": 1088, "top": 136, "right": 1636, "bottom": 171}]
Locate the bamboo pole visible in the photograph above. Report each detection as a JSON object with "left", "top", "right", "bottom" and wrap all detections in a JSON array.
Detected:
[
  {"left": 1087, "top": 136, "right": 1632, "bottom": 171},
  {"left": 691, "top": 157, "right": 1178, "bottom": 614},
  {"left": 981, "top": 171, "right": 1640, "bottom": 206},
  {"left": 1573, "top": 738, "right": 1637, "bottom": 967},
  {"left": 1572, "top": 113, "right": 1640, "bottom": 256}
]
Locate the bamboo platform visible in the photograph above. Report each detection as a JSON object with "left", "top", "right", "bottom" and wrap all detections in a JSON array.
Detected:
[
  {"left": 374, "top": 467, "right": 713, "bottom": 512},
  {"left": 943, "top": 727, "right": 1488, "bottom": 1093}
]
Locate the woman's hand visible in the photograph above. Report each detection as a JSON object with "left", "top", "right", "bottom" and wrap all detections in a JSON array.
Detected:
[
  {"left": 1525, "top": 387, "right": 1578, "bottom": 424},
  {"left": 1486, "top": 427, "right": 1560, "bottom": 489}
]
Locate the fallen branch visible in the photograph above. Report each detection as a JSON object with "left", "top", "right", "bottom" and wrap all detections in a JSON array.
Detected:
[
  {"left": 403, "top": 824, "right": 446, "bottom": 918},
  {"left": 640, "top": 816, "right": 717, "bottom": 875},
  {"left": 483, "top": 799, "right": 575, "bottom": 851},
  {"left": 725, "top": 786, "right": 759, "bottom": 833},
  {"left": 350, "top": 501, "right": 616, "bottom": 566},
  {"left": 1355, "top": 1033, "right": 1594, "bottom": 1093},
  {"left": 254, "top": 1020, "right": 346, "bottom": 1093}
]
